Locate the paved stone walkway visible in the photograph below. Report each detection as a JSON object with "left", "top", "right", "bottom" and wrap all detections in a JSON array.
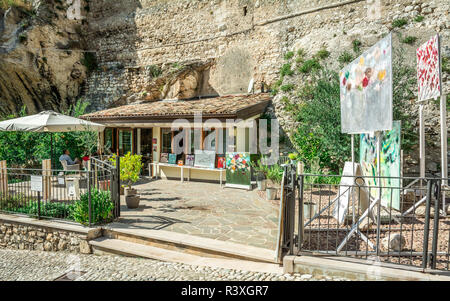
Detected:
[
  {"left": 118, "top": 179, "right": 279, "bottom": 250},
  {"left": 0, "top": 249, "right": 350, "bottom": 281}
]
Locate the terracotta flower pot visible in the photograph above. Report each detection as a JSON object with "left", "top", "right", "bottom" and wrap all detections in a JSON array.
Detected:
[{"left": 124, "top": 187, "right": 137, "bottom": 197}]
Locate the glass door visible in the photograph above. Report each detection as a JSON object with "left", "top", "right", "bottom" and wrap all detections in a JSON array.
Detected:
[{"left": 118, "top": 129, "right": 132, "bottom": 156}]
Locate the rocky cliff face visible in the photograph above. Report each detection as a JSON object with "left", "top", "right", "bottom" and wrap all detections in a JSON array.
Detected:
[
  {"left": 0, "top": 1, "right": 87, "bottom": 115},
  {"left": 0, "top": 0, "right": 448, "bottom": 173}
]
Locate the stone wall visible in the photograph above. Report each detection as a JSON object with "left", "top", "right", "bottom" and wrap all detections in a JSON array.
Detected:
[
  {"left": 84, "top": 0, "right": 449, "bottom": 105},
  {"left": 0, "top": 217, "right": 99, "bottom": 254}
]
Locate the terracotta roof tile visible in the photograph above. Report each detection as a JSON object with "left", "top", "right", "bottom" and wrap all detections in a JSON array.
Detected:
[{"left": 82, "top": 94, "right": 271, "bottom": 120}]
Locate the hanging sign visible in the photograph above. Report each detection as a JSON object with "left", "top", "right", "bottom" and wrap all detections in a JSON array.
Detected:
[{"left": 30, "top": 176, "right": 43, "bottom": 193}]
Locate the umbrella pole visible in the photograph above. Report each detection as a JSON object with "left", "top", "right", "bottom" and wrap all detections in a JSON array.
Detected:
[{"left": 50, "top": 133, "right": 53, "bottom": 170}]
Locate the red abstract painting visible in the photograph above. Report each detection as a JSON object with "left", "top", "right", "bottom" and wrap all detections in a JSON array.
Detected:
[{"left": 416, "top": 34, "right": 441, "bottom": 101}]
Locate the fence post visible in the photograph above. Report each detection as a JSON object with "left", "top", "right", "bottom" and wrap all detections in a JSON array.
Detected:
[
  {"left": 422, "top": 179, "right": 434, "bottom": 270},
  {"left": 297, "top": 174, "right": 304, "bottom": 253},
  {"left": 430, "top": 180, "right": 441, "bottom": 270},
  {"left": 37, "top": 191, "right": 41, "bottom": 220},
  {"left": 87, "top": 160, "right": 92, "bottom": 227},
  {"left": 0, "top": 161, "right": 8, "bottom": 196},
  {"left": 116, "top": 156, "right": 121, "bottom": 217}
]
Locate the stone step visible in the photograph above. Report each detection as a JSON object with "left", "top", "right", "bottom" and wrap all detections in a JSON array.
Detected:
[
  {"left": 102, "top": 223, "right": 278, "bottom": 264},
  {"left": 89, "top": 237, "right": 282, "bottom": 274}
]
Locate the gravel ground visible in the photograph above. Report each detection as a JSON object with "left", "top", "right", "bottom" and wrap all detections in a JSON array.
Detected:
[{"left": 0, "top": 249, "right": 350, "bottom": 281}]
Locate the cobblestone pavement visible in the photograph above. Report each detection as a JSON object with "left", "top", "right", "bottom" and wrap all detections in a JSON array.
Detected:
[
  {"left": 0, "top": 249, "right": 350, "bottom": 281},
  {"left": 119, "top": 179, "right": 280, "bottom": 250}
]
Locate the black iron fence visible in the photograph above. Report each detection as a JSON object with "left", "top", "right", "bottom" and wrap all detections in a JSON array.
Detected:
[
  {"left": 280, "top": 165, "right": 450, "bottom": 272},
  {"left": 0, "top": 157, "right": 120, "bottom": 226}
]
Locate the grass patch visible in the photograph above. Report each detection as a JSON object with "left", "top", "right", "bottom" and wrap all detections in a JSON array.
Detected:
[
  {"left": 338, "top": 51, "right": 354, "bottom": 64},
  {"left": 442, "top": 57, "right": 449, "bottom": 74},
  {"left": 147, "top": 65, "right": 162, "bottom": 78},
  {"left": 280, "top": 84, "right": 295, "bottom": 92},
  {"left": 280, "top": 63, "right": 294, "bottom": 77},
  {"left": 299, "top": 59, "right": 321, "bottom": 74},
  {"left": 314, "top": 49, "right": 330, "bottom": 60},
  {"left": 392, "top": 18, "right": 408, "bottom": 28},
  {"left": 284, "top": 51, "right": 294, "bottom": 60},
  {"left": 352, "top": 39, "right": 362, "bottom": 53},
  {"left": 401, "top": 36, "right": 417, "bottom": 45},
  {"left": 414, "top": 15, "right": 424, "bottom": 22},
  {"left": 18, "top": 33, "right": 27, "bottom": 43}
]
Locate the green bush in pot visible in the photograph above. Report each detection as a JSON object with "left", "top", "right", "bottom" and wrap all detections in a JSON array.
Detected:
[{"left": 110, "top": 152, "right": 143, "bottom": 209}]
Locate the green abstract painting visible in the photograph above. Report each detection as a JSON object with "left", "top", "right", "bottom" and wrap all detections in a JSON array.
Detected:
[
  {"left": 360, "top": 121, "right": 401, "bottom": 210},
  {"left": 225, "top": 152, "right": 251, "bottom": 189}
]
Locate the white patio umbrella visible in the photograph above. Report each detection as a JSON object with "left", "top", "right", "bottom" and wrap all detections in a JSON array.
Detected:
[
  {"left": 0, "top": 111, "right": 105, "bottom": 168},
  {"left": 0, "top": 110, "right": 105, "bottom": 132}
]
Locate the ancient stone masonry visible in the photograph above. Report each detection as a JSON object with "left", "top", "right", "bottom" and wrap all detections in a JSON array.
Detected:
[{"left": 0, "top": 221, "right": 93, "bottom": 254}]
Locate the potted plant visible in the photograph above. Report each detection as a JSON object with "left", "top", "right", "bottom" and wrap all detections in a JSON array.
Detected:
[
  {"left": 110, "top": 152, "right": 143, "bottom": 209},
  {"left": 288, "top": 152, "right": 299, "bottom": 164},
  {"left": 266, "top": 163, "right": 283, "bottom": 200},
  {"left": 250, "top": 156, "right": 269, "bottom": 191}
]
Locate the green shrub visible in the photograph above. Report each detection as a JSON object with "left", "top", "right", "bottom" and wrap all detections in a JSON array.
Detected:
[
  {"left": 69, "top": 188, "right": 114, "bottom": 225},
  {"left": 284, "top": 51, "right": 294, "bottom": 60},
  {"left": 12, "top": 201, "right": 70, "bottom": 218},
  {"left": 414, "top": 15, "right": 424, "bottom": 22},
  {"left": 338, "top": 51, "right": 354, "bottom": 64},
  {"left": 292, "top": 70, "right": 350, "bottom": 174},
  {"left": 280, "top": 84, "right": 295, "bottom": 92},
  {"left": 401, "top": 36, "right": 417, "bottom": 45},
  {"left": 299, "top": 59, "right": 321, "bottom": 74},
  {"left": 392, "top": 18, "right": 408, "bottom": 28},
  {"left": 280, "top": 63, "right": 294, "bottom": 77}
]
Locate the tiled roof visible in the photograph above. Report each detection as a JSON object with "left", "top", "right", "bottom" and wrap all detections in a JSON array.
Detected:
[{"left": 82, "top": 94, "right": 271, "bottom": 120}]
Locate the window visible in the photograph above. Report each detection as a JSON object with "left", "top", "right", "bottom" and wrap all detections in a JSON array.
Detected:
[
  {"left": 104, "top": 128, "right": 113, "bottom": 153},
  {"left": 118, "top": 130, "right": 132, "bottom": 156},
  {"left": 161, "top": 129, "right": 172, "bottom": 153},
  {"left": 203, "top": 129, "right": 216, "bottom": 151}
]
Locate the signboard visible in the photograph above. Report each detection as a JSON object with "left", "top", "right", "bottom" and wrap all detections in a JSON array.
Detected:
[
  {"left": 30, "top": 175, "right": 43, "bottom": 193},
  {"left": 194, "top": 150, "right": 216, "bottom": 169},
  {"left": 66, "top": 178, "right": 79, "bottom": 198},
  {"left": 360, "top": 121, "right": 401, "bottom": 210},
  {"left": 340, "top": 34, "right": 393, "bottom": 134},
  {"left": 225, "top": 152, "right": 251, "bottom": 190},
  {"left": 416, "top": 34, "right": 442, "bottom": 101}
]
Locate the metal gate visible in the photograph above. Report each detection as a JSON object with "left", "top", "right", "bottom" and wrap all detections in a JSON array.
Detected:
[{"left": 280, "top": 167, "right": 450, "bottom": 272}]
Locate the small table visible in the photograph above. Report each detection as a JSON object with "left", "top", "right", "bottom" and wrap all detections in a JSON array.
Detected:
[{"left": 149, "top": 163, "right": 226, "bottom": 186}]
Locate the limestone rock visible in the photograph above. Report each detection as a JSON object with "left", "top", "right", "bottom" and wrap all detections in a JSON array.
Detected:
[
  {"left": 381, "top": 233, "right": 406, "bottom": 252},
  {"left": 79, "top": 240, "right": 92, "bottom": 254}
]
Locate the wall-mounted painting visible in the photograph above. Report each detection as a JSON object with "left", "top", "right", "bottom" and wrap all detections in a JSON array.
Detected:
[
  {"left": 185, "top": 154, "right": 195, "bottom": 167},
  {"left": 160, "top": 153, "right": 168, "bottom": 163},
  {"left": 360, "top": 121, "right": 401, "bottom": 210},
  {"left": 340, "top": 34, "right": 393, "bottom": 134},
  {"left": 217, "top": 155, "right": 226, "bottom": 169},
  {"left": 168, "top": 153, "right": 177, "bottom": 164},
  {"left": 225, "top": 152, "right": 251, "bottom": 190},
  {"left": 194, "top": 150, "right": 216, "bottom": 169},
  {"left": 417, "top": 34, "right": 442, "bottom": 102}
]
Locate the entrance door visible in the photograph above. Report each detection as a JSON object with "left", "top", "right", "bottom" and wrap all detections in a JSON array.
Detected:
[{"left": 140, "top": 128, "right": 153, "bottom": 176}]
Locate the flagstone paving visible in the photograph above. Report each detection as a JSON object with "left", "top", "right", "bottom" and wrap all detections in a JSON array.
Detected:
[{"left": 118, "top": 179, "right": 280, "bottom": 250}]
